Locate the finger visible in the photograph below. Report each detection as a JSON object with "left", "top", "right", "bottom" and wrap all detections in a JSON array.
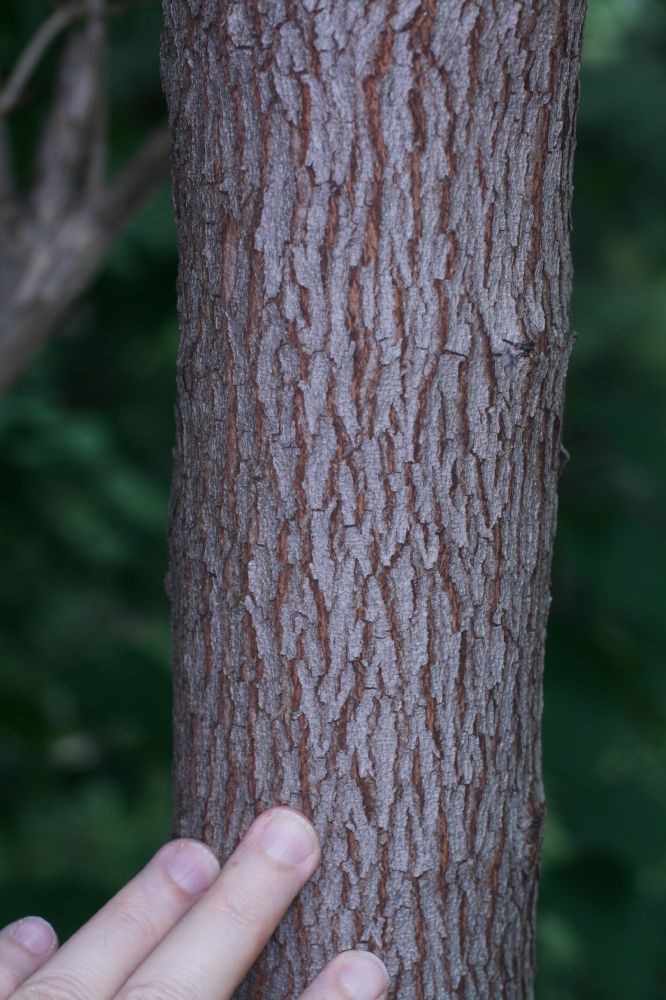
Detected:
[
  {"left": 14, "top": 839, "right": 220, "bottom": 1000},
  {"left": 0, "top": 917, "right": 57, "bottom": 999},
  {"left": 298, "top": 950, "right": 390, "bottom": 1000},
  {"left": 118, "top": 806, "right": 321, "bottom": 1000}
]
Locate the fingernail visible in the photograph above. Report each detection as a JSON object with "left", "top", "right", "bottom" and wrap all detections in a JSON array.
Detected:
[
  {"left": 9, "top": 916, "right": 57, "bottom": 956},
  {"left": 259, "top": 808, "right": 319, "bottom": 866},
  {"left": 166, "top": 841, "right": 221, "bottom": 894},
  {"left": 338, "top": 951, "right": 390, "bottom": 1000}
]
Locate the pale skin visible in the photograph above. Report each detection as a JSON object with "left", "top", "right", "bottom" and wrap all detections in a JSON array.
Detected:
[{"left": 0, "top": 807, "right": 389, "bottom": 1000}]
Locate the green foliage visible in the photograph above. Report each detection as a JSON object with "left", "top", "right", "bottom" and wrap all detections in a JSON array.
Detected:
[
  {"left": 0, "top": 0, "right": 174, "bottom": 938},
  {"left": 537, "top": 1, "right": 666, "bottom": 996},
  {"left": 0, "top": 0, "right": 665, "bottom": 993}
]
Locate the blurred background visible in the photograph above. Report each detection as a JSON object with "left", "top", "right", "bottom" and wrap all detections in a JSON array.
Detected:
[{"left": 0, "top": 0, "right": 665, "bottom": 996}]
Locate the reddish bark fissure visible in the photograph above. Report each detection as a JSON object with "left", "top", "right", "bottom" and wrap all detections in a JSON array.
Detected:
[{"left": 162, "top": 2, "right": 586, "bottom": 997}]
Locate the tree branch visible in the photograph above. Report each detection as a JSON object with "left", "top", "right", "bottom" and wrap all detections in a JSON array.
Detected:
[
  {"left": 0, "top": 0, "right": 158, "bottom": 120},
  {"left": 31, "top": 0, "right": 108, "bottom": 223},
  {"left": 100, "top": 125, "right": 171, "bottom": 231},
  {"left": 0, "top": 123, "right": 15, "bottom": 202},
  {"left": 0, "top": 125, "right": 171, "bottom": 393},
  {"left": 0, "top": 2, "right": 88, "bottom": 119},
  {"left": 84, "top": 0, "right": 108, "bottom": 199},
  {"left": 0, "top": 0, "right": 170, "bottom": 394}
]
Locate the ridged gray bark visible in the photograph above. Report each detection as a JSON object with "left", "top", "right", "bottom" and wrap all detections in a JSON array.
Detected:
[{"left": 161, "top": 2, "right": 586, "bottom": 996}]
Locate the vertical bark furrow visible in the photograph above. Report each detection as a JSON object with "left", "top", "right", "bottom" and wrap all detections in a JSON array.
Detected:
[{"left": 162, "top": 2, "right": 586, "bottom": 996}]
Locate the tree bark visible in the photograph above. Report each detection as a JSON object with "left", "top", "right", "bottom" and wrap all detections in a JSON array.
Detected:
[{"left": 162, "top": 2, "right": 586, "bottom": 997}]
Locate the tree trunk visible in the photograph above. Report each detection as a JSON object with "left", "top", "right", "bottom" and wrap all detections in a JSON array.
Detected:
[{"left": 161, "top": 2, "right": 586, "bottom": 996}]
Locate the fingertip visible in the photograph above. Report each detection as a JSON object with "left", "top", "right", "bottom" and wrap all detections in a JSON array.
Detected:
[
  {"left": 256, "top": 807, "right": 321, "bottom": 868},
  {"left": 301, "top": 949, "right": 390, "bottom": 1000},
  {"left": 159, "top": 839, "right": 221, "bottom": 895},
  {"left": 336, "top": 950, "right": 390, "bottom": 1000},
  {"left": 7, "top": 916, "right": 58, "bottom": 957}
]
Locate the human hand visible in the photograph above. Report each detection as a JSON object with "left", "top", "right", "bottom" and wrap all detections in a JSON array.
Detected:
[{"left": 0, "top": 807, "right": 389, "bottom": 999}]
